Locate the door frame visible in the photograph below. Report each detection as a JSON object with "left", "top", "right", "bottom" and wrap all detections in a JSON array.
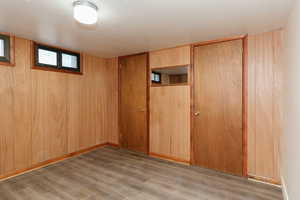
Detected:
[
  {"left": 118, "top": 52, "right": 150, "bottom": 154},
  {"left": 190, "top": 35, "right": 248, "bottom": 177}
]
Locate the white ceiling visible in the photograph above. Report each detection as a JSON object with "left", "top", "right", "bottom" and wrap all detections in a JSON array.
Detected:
[{"left": 0, "top": 0, "right": 294, "bottom": 58}]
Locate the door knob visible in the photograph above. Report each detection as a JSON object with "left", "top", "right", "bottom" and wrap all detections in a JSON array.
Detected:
[{"left": 194, "top": 112, "right": 200, "bottom": 116}]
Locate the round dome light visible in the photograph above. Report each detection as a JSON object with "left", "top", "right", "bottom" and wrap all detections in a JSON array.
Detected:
[{"left": 73, "top": 0, "right": 98, "bottom": 25}]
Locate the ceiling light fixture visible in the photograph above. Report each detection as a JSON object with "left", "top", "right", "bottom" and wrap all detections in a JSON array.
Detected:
[{"left": 73, "top": 0, "right": 98, "bottom": 25}]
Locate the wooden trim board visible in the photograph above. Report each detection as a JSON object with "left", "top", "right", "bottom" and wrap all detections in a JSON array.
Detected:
[
  {"left": 146, "top": 52, "right": 150, "bottom": 155},
  {"left": 149, "top": 152, "right": 190, "bottom": 164},
  {"left": 249, "top": 175, "right": 281, "bottom": 186},
  {"left": 106, "top": 143, "right": 120, "bottom": 147},
  {"left": 242, "top": 35, "right": 249, "bottom": 177},
  {"left": 151, "top": 83, "right": 189, "bottom": 87},
  {"left": 192, "top": 35, "right": 246, "bottom": 47},
  {"left": 190, "top": 41, "right": 195, "bottom": 165},
  {"left": 118, "top": 52, "right": 149, "bottom": 59}
]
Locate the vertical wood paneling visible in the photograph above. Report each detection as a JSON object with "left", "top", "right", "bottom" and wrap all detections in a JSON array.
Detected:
[
  {"left": 106, "top": 58, "right": 119, "bottom": 145},
  {"left": 0, "top": 37, "right": 118, "bottom": 178},
  {"left": 150, "top": 45, "right": 191, "bottom": 69},
  {"left": 31, "top": 70, "right": 48, "bottom": 163},
  {"left": 0, "top": 57, "right": 15, "bottom": 175},
  {"left": 94, "top": 56, "right": 106, "bottom": 145},
  {"left": 46, "top": 72, "right": 68, "bottom": 159},
  {"left": 79, "top": 54, "right": 97, "bottom": 149},
  {"left": 13, "top": 38, "right": 32, "bottom": 170},
  {"left": 67, "top": 73, "right": 82, "bottom": 153},
  {"left": 150, "top": 86, "right": 190, "bottom": 161},
  {"left": 248, "top": 30, "right": 283, "bottom": 182}
]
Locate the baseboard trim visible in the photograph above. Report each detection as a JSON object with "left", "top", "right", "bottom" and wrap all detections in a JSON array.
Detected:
[
  {"left": 281, "top": 176, "right": 289, "bottom": 200},
  {"left": 0, "top": 143, "right": 109, "bottom": 182},
  {"left": 149, "top": 152, "right": 190, "bottom": 164},
  {"left": 106, "top": 143, "right": 120, "bottom": 147},
  {"left": 248, "top": 175, "right": 281, "bottom": 186}
]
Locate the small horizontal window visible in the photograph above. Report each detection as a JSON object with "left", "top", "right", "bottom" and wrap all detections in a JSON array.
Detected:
[
  {"left": 151, "top": 72, "right": 161, "bottom": 83},
  {"left": 34, "top": 43, "right": 81, "bottom": 74},
  {"left": 62, "top": 53, "right": 78, "bottom": 69},
  {"left": 37, "top": 48, "right": 58, "bottom": 66},
  {"left": 0, "top": 39, "right": 4, "bottom": 57},
  {"left": 0, "top": 34, "right": 10, "bottom": 63}
]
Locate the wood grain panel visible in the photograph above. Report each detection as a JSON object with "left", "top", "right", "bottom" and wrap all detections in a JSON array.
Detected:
[
  {"left": 0, "top": 49, "right": 15, "bottom": 175},
  {"left": 150, "top": 86, "right": 190, "bottom": 161},
  {"left": 13, "top": 38, "right": 32, "bottom": 170},
  {"left": 150, "top": 45, "right": 191, "bottom": 69},
  {"left": 0, "top": 38, "right": 32, "bottom": 175},
  {"left": 192, "top": 40, "right": 244, "bottom": 176},
  {"left": 31, "top": 70, "right": 48, "bottom": 163},
  {"left": 247, "top": 30, "right": 283, "bottom": 182},
  {"left": 67, "top": 71, "right": 82, "bottom": 153},
  {"left": 79, "top": 54, "right": 97, "bottom": 149},
  {"left": 119, "top": 53, "right": 148, "bottom": 153},
  {"left": 46, "top": 72, "right": 69, "bottom": 159},
  {"left": 106, "top": 58, "right": 119, "bottom": 145},
  {"left": 0, "top": 37, "right": 118, "bottom": 177}
]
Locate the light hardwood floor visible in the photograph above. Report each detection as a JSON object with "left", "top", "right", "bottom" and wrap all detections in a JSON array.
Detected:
[{"left": 0, "top": 147, "right": 282, "bottom": 200}]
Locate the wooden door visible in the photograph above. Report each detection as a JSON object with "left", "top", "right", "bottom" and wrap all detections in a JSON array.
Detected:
[
  {"left": 119, "top": 53, "right": 148, "bottom": 154},
  {"left": 192, "top": 40, "right": 244, "bottom": 176}
]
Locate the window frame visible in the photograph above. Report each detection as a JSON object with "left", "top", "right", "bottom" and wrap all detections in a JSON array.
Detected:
[
  {"left": 0, "top": 33, "right": 15, "bottom": 67},
  {"left": 35, "top": 44, "right": 59, "bottom": 68},
  {"left": 33, "top": 43, "right": 82, "bottom": 75},
  {"left": 151, "top": 72, "right": 161, "bottom": 83}
]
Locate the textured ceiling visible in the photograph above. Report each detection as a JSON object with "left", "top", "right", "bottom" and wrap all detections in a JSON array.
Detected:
[{"left": 0, "top": 0, "right": 294, "bottom": 58}]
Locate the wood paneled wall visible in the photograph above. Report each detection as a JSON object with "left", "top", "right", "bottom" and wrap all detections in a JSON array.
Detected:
[
  {"left": 0, "top": 31, "right": 283, "bottom": 182},
  {"left": 150, "top": 86, "right": 190, "bottom": 161},
  {"left": 148, "top": 30, "right": 283, "bottom": 182},
  {"left": 149, "top": 45, "right": 191, "bottom": 68},
  {"left": 0, "top": 37, "right": 118, "bottom": 177},
  {"left": 247, "top": 30, "right": 283, "bottom": 183}
]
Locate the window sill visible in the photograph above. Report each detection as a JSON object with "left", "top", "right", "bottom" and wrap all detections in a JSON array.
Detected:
[
  {"left": 32, "top": 65, "right": 83, "bottom": 75},
  {"left": 151, "top": 83, "right": 189, "bottom": 87},
  {"left": 0, "top": 61, "right": 15, "bottom": 67}
]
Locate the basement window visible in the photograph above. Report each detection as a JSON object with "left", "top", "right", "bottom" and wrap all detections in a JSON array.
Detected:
[
  {"left": 151, "top": 72, "right": 161, "bottom": 83},
  {"left": 33, "top": 43, "right": 81, "bottom": 74},
  {"left": 61, "top": 52, "right": 79, "bottom": 69},
  {"left": 0, "top": 34, "right": 10, "bottom": 63},
  {"left": 37, "top": 47, "right": 58, "bottom": 67}
]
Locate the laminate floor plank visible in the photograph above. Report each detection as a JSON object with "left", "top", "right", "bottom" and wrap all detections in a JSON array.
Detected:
[{"left": 0, "top": 147, "right": 282, "bottom": 200}]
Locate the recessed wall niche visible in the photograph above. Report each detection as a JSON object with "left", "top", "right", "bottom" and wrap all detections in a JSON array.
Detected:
[{"left": 151, "top": 65, "right": 189, "bottom": 86}]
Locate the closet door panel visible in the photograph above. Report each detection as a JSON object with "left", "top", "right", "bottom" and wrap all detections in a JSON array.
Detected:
[{"left": 119, "top": 54, "right": 148, "bottom": 153}]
